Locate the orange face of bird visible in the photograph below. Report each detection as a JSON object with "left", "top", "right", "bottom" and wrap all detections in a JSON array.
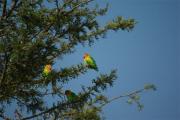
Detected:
[
  {"left": 45, "top": 64, "right": 52, "bottom": 71},
  {"left": 83, "top": 53, "right": 89, "bottom": 59}
]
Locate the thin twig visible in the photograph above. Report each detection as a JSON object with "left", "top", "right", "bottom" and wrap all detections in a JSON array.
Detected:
[
  {"left": 2, "top": 0, "right": 7, "bottom": 17},
  {"left": 6, "top": 0, "right": 18, "bottom": 18},
  {"left": 100, "top": 88, "right": 145, "bottom": 108}
]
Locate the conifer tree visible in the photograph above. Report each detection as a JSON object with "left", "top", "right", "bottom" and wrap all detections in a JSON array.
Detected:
[{"left": 0, "top": 0, "right": 156, "bottom": 119}]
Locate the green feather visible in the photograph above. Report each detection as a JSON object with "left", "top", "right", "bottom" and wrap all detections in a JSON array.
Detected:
[
  {"left": 67, "top": 92, "right": 78, "bottom": 102},
  {"left": 87, "top": 56, "right": 98, "bottom": 71},
  {"left": 42, "top": 72, "right": 48, "bottom": 77}
]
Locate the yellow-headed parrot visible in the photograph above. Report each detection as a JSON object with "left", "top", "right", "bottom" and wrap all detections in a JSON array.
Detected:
[
  {"left": 42, "top": 64, "right": 52, "bottom": 77},
  {"left": 83, "top": 53, "right": 98, "bottom": 71}
]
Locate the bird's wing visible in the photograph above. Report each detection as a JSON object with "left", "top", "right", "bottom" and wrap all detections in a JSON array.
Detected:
[{"left": 89, "top": 56, "right": 97, "bottom": 66}]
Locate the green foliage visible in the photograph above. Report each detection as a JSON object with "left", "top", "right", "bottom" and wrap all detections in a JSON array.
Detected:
[
  {"left": 144, "top": 84, "right": 157, "bottom": 91},
  {"left": 128, "top": 94, "right": 144, "bottom": 111},
  {"left": 0, "top": 0, "right": 155, "bottom": 119}
]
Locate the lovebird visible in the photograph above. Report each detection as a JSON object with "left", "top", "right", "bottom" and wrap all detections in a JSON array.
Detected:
[
  {"left": 42, "top": 64, "right": 52, "bottom": 77},
  {"left": 83, "top": 53, "right": 98, "bottom": 71},
  {"left": 65, "top": 90, "right": 78, "bottom": 102}
]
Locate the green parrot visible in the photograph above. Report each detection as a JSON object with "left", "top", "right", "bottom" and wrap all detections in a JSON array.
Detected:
[
  {"left": 83, "top": 53, "right": 98, "bottom": 71},
  {"left": 65, "top": 90, "right": 78, "bottom": 102}
]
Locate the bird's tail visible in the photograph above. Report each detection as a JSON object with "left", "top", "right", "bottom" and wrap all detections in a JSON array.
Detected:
[{"left": 94, "top": 66, "right": 99, "bottom": 72}]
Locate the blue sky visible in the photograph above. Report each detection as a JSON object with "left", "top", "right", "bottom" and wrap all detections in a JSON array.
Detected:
[{"left": 59, "top": 0, "right": 180, "bottom": 120}]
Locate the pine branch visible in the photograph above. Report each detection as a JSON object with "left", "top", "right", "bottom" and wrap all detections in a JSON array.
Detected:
[
  {"left": 20, "top": 100, "right": 77, "bottom": 120},
  {"left": 28, "top": 63, "right": 87, "bottom": 86},
  {"left": 0, "top": 39, "right": 9, "bottom": 86},
  {"left": 29, "top": 0, "right": 93, "bottom": 43},
  {"left": 12, "top": 96, "right": 29, "bottom": 106},
  {"left": 21, "top": 71, "right": 117, "bottom": 120},
  {"left": 0, "top": 52, "right": 7, "bottom": 85},
  {"left": 67, "top": 0, "right": 94, "bottom": 12}
]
